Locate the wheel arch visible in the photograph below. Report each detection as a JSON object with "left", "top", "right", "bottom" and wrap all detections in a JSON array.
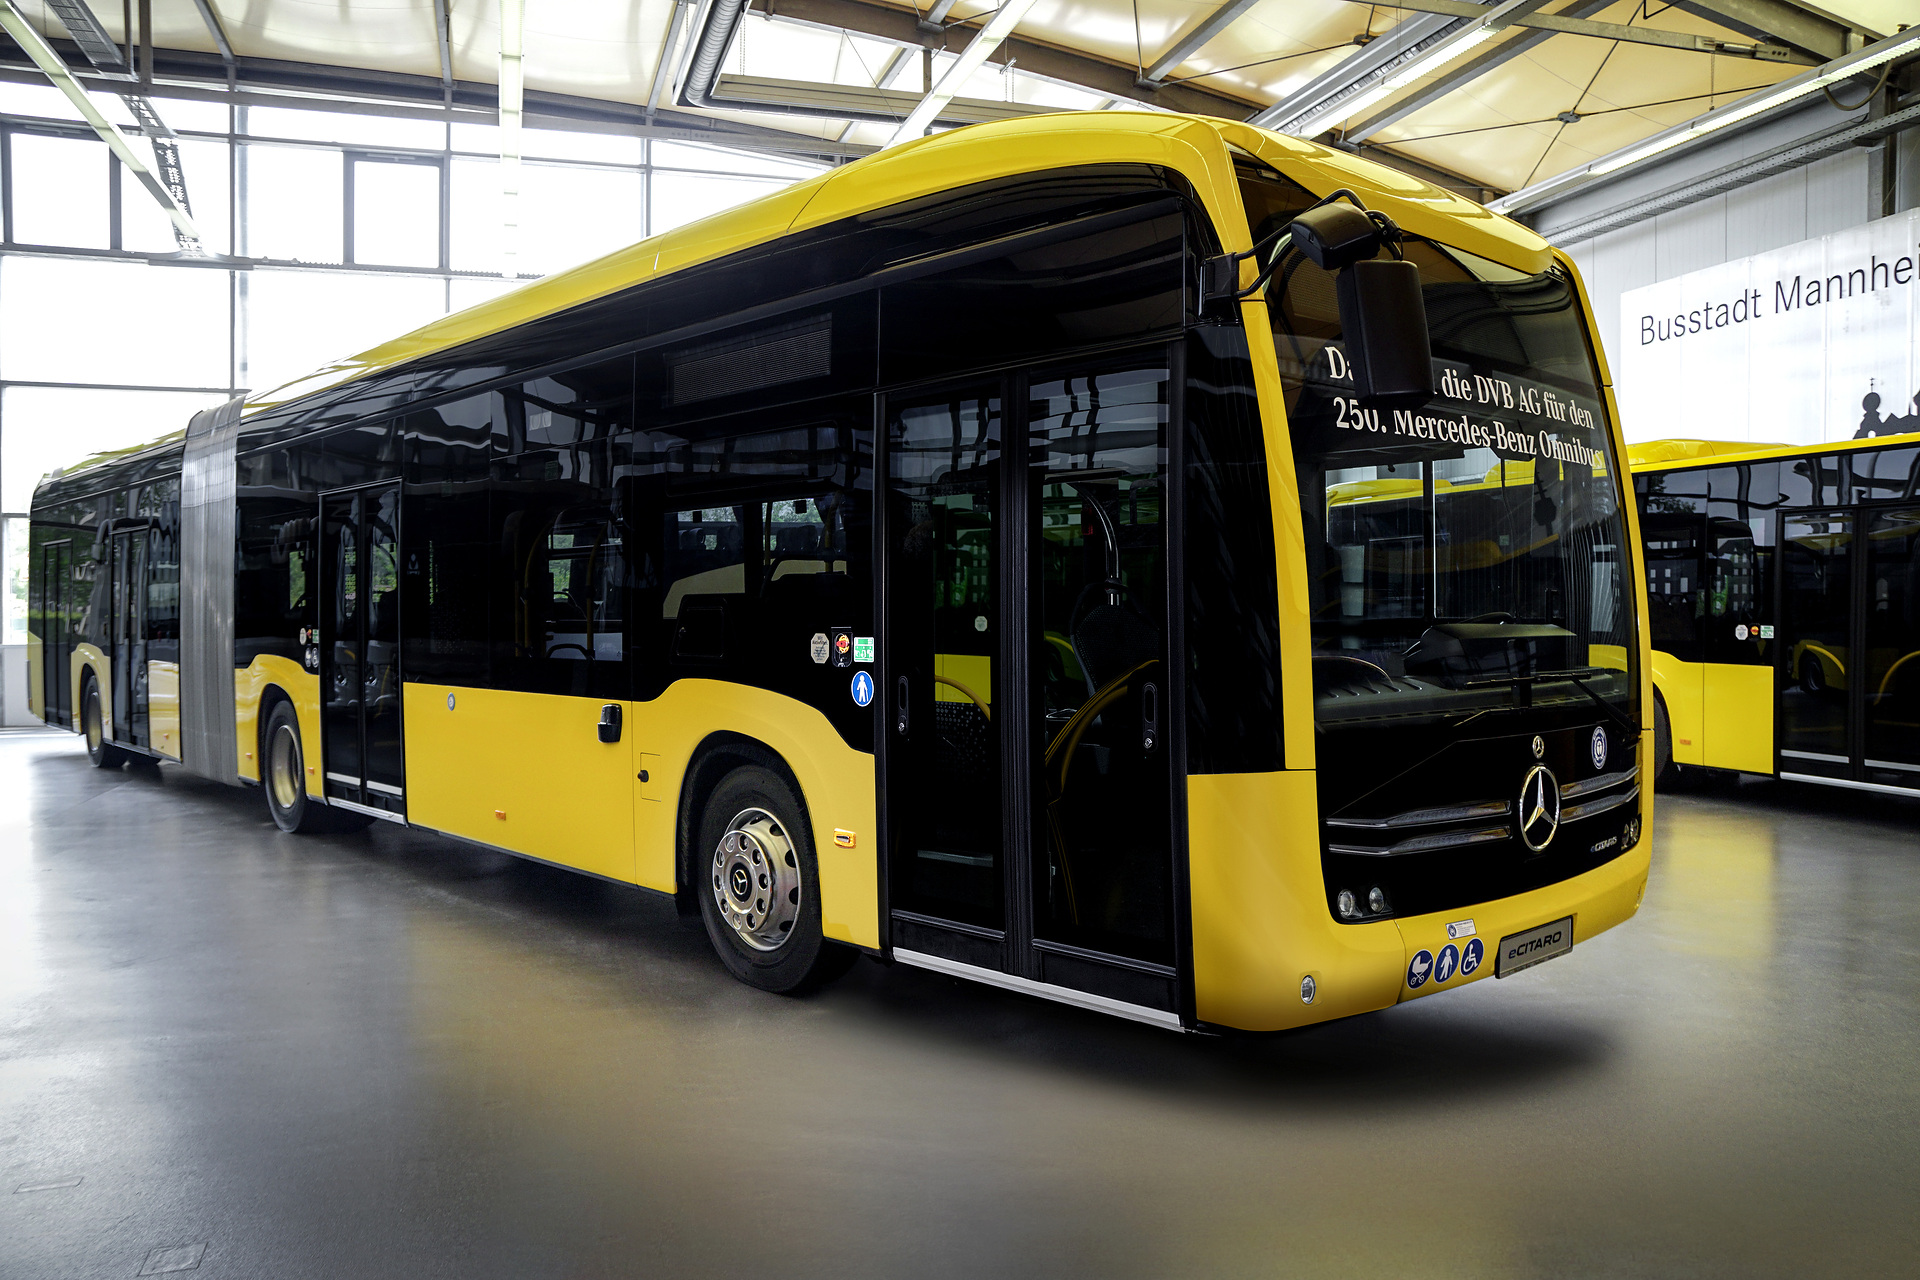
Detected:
[
  {"left": 674, "top": 732, "right": 815, "bottom": 919},
  {"left": 254, "top": 683, "right": 318, "bottom": 799}
]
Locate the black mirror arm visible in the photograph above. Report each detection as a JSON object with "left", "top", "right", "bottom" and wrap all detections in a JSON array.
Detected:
[{"left": 1201, "top": 188, "right": 1404, "bottom": 308}]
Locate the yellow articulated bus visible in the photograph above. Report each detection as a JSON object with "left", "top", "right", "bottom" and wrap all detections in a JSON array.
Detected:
[
  {"left": 1633, "top": 432, "right": 1920, "bottom": 794},
  {"left": 28, "top": 112, "right": 1650, "bottom": 1031}
]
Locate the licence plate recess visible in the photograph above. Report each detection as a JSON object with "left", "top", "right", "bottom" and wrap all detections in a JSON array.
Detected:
[{"left": 1496, "top": 916, "right": 1574, "bottom": 977}]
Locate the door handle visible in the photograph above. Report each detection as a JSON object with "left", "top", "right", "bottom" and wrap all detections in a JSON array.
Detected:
[
  {"left": 1141, "top": 681, "right": 1159, "bottom": 753},
  {"left": 598, "top": 703, "right": 623, "bottom": 743},
  {"left": 896, "top": 676, "right": 910, "bottom": 735}
]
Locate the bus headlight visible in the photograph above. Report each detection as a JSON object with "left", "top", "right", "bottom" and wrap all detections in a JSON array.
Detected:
[
  {"left": 1368, "top": 886, "right": 1389, "bottom": 914},
  {"left": 1337, "top": 889, "right": 1358, "bottom": 919}
]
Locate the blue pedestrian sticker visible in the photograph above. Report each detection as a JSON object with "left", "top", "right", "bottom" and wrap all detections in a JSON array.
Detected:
[
  {"left": 1461, "top": 937, "right": 1484, "bottom": 977},
  {"left": 1407, "top": 949, "right": 1434, "bottom": 989},
  {"left": 1435, "top": 942, "right": 1459, "bottom": 983},
  {"left": 850, "top": 670, "right": 875, "bottom": 707}
]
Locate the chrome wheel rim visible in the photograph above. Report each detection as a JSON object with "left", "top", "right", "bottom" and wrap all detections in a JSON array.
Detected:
[
  {"left": 269, "top": 722, "right": 302, "bottom": 811},
  {"left": 710, "top": 807, "right": 801, "bottom": 952}
]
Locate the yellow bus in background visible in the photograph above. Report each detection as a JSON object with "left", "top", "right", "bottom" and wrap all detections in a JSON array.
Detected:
[
  {"left": 1633, "top": 433, "right": 1920, "bottom": 794},
  {"left": 29, "top": 112, "right": 1651, "bottom": 1032}
]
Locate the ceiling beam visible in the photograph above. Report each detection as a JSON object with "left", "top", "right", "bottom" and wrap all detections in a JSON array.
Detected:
[
  {"left": 1136, "top": 0, "right": 1263, "bottom": 88},
  {"left": 1663, "top": 0, "right": 1874, "bottom": 63},
  {"left": 646, "top": 0, "right": 691, "bottom": 116},
  {"left": 759, "top": 0, "right": 1259, "bottom": 118},
  {"left": 887, "top": 0, "right": 1042, "bottom": 143},
  {"left": 188, "top": 0, "right": 233, "bottom": 69},
  {"left": 1346, "top": 0, "right": 1611, "bottom": 142},
  {"left": 1325, "top": 0, "right": 1811, "bottom": 62},
  {"left": 432, "top": 0, "right": 452, "bottom": 96}
]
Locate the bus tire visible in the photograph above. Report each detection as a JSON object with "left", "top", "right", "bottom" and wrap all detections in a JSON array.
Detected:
[
  {"left": 262, "top": 700, "right": 369, "bottom": 834},
  {"left": 695, "top": 765, "right": 852, "bottom": 994},
  {"left": 1652, "top": 692, "right": 1682, "bottom": 791},
  {"left": 82, "top": 677, "right": 128, "bottom": 769}
]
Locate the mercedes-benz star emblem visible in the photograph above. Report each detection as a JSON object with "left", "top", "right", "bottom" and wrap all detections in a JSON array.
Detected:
[
  {"left": 1531, "top": 734, "right": 1546, "bottom": 760},
  {"left": 1518, "top": 764, "right": 1562, "bottom": 852}
]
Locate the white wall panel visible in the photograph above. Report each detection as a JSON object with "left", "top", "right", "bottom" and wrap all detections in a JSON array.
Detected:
[
  {"left": 1653, "top": 196, "right": 1727, "bottom": 282},
  {"left": 1726, "top": 167, "right": 1806, "bottom": 261},
  {"left": 1804, "top": 150, "right": 1869, "bottom": 239}
]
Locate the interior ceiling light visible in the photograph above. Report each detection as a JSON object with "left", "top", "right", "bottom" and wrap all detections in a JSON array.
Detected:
[
  {"left": 1492, "top": 24, "right": 1920, "bottom": 213},
  {"left": 1284, "top": 1, "right": 1527, "bottom": 139},
  {"left": 886, "top": 0, "right": 1043, "bottom": 147}
]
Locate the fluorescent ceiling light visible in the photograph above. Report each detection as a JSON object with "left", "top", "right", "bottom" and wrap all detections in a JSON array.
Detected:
[
  {"left": 1285, "top": 0, "right": 1530, "bottom": 138},
  {"left": 887, "top": 0, "right": 1043, "bottom": 146}
]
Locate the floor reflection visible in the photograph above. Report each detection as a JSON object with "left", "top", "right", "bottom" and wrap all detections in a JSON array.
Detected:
[{"left": 2, "top": 729, "right": 1917, "bottom": 1279}]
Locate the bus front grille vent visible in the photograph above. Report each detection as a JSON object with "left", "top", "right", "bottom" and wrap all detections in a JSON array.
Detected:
[{"left": 669, "top": 314, "right": 831, "bottom": 406}]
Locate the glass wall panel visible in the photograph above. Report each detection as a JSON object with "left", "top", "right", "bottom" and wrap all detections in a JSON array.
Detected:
[
  {"left": 247, "top": 105, "right": 446, "bottom": 151},
  {"left": 119, "top": 138, "right": 233, "bottom": 255},
  {"left": 0, "top": 82, "right": 85, "bottom": 122},
  {"left": 452, "top": 122, "right": 644, "bottom": 165},
  {"left": 1, "top": 386, "right": 224, "bottom": 512},
  {"left": 241, "top": 143, "right": 343, "bottom": 263},
  {"left": 351, "top": 158, "right": 441, "bottom": 268},
  {"left": 0, "top": 257, "right": 229, "bottom": 387},
  {"left": 10, "top": 133, "right": 110, "bottom": 249},
  {"left": 649, "top": 170, "right": 789, "bottom": 236},
  {"left": 450, "top": 159, "right": 643, "bottom": 274},
  {"left": 651, "top": 140, "right": 824, "bottom": 180},
  {"left": 3, "top": 516, "right": 26, "bottom": 642},
  {"left": 243, "top": 269, "right": 445, "bottom": 395},
  {"left": 521, "top": 163, "right": 643, "bottom": 274}
]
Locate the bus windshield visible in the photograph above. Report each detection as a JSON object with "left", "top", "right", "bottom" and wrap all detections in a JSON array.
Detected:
[{"left": 1261, "top": 204, "right": 1632, "bottom": 723}]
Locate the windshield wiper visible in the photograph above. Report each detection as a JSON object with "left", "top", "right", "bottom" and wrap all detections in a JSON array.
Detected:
[{"left": 1557, "top": 668, "right": 1638, "bottom": 736}]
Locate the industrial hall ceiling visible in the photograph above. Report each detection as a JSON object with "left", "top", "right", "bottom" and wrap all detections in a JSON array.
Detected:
[{"left": 0, "top": 0, "right": 1913, "bottom": 209}]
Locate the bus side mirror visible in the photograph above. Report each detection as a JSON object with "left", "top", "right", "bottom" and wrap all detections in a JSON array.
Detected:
[{"left": 1287, "top": 204, "right": 1436, "bottom": 408}]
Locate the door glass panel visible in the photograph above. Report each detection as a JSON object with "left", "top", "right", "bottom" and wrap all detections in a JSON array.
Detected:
[
  {"left": 364, "top": 488, "right": 404, "bottom": 800},
  {"left": 1778, "top": 511, "right": 1852, "bottom": 775},
  {"left": 1864, "top": 507, "right": 1920, "bottom": 783},
  {"left": 323, "top": 493, "right": 365, "bottom": 793},
  {"left": 887, "top": 392, "right": 1003, "bottom": 929},
  {"left": 1029, "top": 364, "right": 1173, "bottom": 964}
]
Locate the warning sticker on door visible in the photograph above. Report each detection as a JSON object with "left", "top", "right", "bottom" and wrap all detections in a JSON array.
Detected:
[{"left": 810, "top": 633, "right": 830, "bottom": 664}]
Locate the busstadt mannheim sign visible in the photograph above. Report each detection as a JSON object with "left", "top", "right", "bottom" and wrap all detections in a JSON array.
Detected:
[{"left": 1616, "top": 205, "right": 1920, "bottom": 446}]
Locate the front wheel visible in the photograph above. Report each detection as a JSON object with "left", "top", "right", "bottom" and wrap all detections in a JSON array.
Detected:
[
  {"left": 262, "top": 700, "right": 370, "bottom": 833},
  {"left": 696, "top": 765, "right": 853, "bottom": 994},
  {"left": 82, "top": 680, "right": 128, "bottom": 769}
]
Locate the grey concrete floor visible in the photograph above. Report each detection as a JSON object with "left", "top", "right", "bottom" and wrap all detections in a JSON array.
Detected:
[{"left": 1, "top": 728, "right": 1916, "bottom": 1280}]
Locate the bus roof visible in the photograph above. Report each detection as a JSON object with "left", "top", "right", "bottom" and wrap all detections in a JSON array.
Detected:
[
  {"left": 1628, "top": 432, "right": 1920, "bottom": 472},
  {"left": 42, "top": 111, "right": 1553, "bottom": 495}
]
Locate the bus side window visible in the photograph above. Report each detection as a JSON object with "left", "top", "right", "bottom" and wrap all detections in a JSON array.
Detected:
[{"left": 1638, "top": 468, "right": 1708, "bottom": 664}]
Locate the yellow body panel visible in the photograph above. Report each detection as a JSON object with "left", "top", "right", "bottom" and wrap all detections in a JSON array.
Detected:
[
  {"left": 1630, "top": 429, "right": 1920, "bottom": 476},
  {"left": 1654, "top": 651, "right": 1707, "bottom": 766},
  {"left": 627, "top": 679, "right": 879, "bottom": 950},
  {"left": 1188, "top": 770, "right": 1403, "bottom": 1030},
  {"left": 1703, "top": 663, "right": 1774, "bottom": 773},
  {"left": 406, "top": 684, "right": 635, "bottom": 884},
  {"left": 403, "top": 680, "right": 880, "bottom": 949},
  {"left": 234, "top": 656, "right": 322, "bottom": 792},
  {"left": 148, "top": 660, "right": 181, "bottom": 760}
]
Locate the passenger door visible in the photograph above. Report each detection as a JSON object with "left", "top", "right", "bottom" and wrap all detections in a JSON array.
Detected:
[
  {"left": 111, "top": 527, "right": 149, "bottom": 747},
  {"left": 1777, "top": 510, "right": 1855, "bottom": 784},
  {"left": 321, "top": 484, "right": 406, "bottom": 818},
  {"left": 882, "top": 353, "right": 1180, "bottom": 1018},
  {"left": 40, "top": 541, "right": 73, "bottom": 726}
]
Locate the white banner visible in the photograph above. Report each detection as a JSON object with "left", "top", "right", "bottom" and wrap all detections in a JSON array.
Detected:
[{"left": 1615, "top": 207, "right": 1920, "bottom": 447}]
